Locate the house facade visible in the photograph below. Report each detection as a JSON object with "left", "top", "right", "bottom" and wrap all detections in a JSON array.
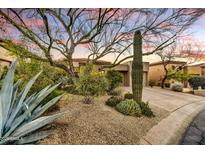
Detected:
[
  {"left": 60, "top": 58, "right": 149, "bottom": 87},
  {"left": 148, "top": 60, "right": 205, "bottom": 87},
  {"left": 0, "top": 47, "right": 150, "bottom": 87}
]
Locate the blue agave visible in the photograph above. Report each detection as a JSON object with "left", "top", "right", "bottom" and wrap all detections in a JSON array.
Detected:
[{"left": 0, "top": 61, "right": 64, "bottom": 144}]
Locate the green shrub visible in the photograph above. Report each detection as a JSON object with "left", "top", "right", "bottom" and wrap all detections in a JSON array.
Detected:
[
  {"left": 124, "top": 92, "right": 133, "bottom": 99},
  {"left": 149, "top": 80, "right": 156, "bottom": 87},
  {"left": 171, "top": 83, "right": 183, "bottom": 92},
  {"left": 0, "top": 61, "right": 63, "bottom": 145},
  {"left": 105, "top": 96, "right": 123, "bottom": 107},
  {"left": 188, "top": 76, "right": 205, "bottom": 90},
  {"left": 108, "top": 87, "right": 122, "bottom": 96},
  {"left": 116, "top": 99, "right": 142, "bottom": 116},
  {"left": 106, "top": 70, "right": 123, "bottom": 92},
  {"left": 76, "top": 63, "right": 108, "bottom": 103},
  {"left": 15, "top": 59, "right": 68, "bottom": 94},
  {"left": 139, "top": 102, "right": 154, "bottom": 117}
]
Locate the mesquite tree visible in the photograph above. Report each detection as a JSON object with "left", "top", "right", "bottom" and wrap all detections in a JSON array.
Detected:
[
  {"left": 132, "top": 30, "right": 143, "bottom": 103},
  {"left": 0, "top": 9, "right": 204, "bottom": 74}
]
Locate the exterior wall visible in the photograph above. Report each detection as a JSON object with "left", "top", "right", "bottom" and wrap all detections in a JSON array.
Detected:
[
  {"left": 148, "top": 63, "right": 184, "bottom": 86},
  {"left": 201, "top": 67, "right": 205, "bottom": 75},
  {"left": 0, "top": 47, "right": 14, "bottom": 68},
  {"left": 148, "top": 62, "right": 202, "bottom": 87},
  {"left": 187, "top": 66, "right": 201, "bottom": 76},
  {"left": 124, "top": 61, "right": 149, "bottom": 87}
]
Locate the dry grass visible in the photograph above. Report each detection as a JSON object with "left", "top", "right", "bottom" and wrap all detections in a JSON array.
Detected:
[{"left": 39, "top": 94, "right": 169, "bottom": 145}]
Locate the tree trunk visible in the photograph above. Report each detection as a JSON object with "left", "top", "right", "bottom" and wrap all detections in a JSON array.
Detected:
[
  {"left": 161, "top": 76, "right": 167, "bottom": 89},
  {"left": 132, "top": 30, "right": 143, "bottom": 103}
]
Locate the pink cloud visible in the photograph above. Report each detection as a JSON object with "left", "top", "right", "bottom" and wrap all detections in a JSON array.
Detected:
[{"left": 24, "top": 19, "right": 44, "bottom": 28}]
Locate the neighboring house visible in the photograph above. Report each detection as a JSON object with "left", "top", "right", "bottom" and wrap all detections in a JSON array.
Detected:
[
  {"left": 0, "top": 47, "right": 14, "bottom": 68},
  {"left": 148, "top": 60, "right": 204, "bottom": 87},
  {"left": 0, "top": 47, "right": 14, "bottom": 78},
  {"left": 58, "top": 58, "right": 150, "bottom": 87}
]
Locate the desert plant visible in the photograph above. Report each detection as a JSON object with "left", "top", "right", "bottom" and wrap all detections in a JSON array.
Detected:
[
  {"left": 15, "top": 59, "right": 68, "bottom": 94},
  {"left": 0, "top": 61, "right": 64, "bottom": 145},
  {"left": 76, "top": 63, "right": 108, "bottom": 103},
  {"left": 132, "top": 30, "right": 143, "bottom": 103},
  {"left": 124, "top": 92, "right": 133, "bottom": 99},
  {"left": 139, "top": 102, "right": 154, "bottom": 117},
  {"left": 116, "top": 99, "right": 142, "bottom": 117},
  {"left": 171, "top": 83, "right": 183, "bottom": 92},
  {"left": 107, "top": 87, "right": 122, "bottom": 96},
  {"left": 105, "top": 96, "right": 123, "bottom": 107},
  {"left": 149, "top": 80, "right": 156, "bottom": 87},
  {"left": 188, "top": 76, "right": 205, "bottom": 90},
  {"left": 106, "top": 70, "right": 123, "bottom": 93}
]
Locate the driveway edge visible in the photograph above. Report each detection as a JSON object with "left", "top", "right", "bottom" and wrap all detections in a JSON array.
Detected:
[{"left": 139, "top": 100, "right": 205, "bottom": 145}]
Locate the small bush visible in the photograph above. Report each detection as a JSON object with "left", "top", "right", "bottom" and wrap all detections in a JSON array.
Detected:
[
  {"left": 83, "top": 96, "right": 94, "bottom": 104},
  {"left": 106, "top": 70, "right": 123, "bottom": 92},
  {"left": 108, "top": 88, "right": 122, "bottom": 96},
  {"left": 124, "top": 92, "right": 133, "bottom": 99},
  {"left": 171, "top": 83, "right": 183, "bottom": 92},
  {"left": 139, "top": 102, "right": 154, "bottom": 117},
  {"left": 105, "top": 96, "right": 123, "bottom": 107},
  {"left": 149, "top": 80, "right": 156, "bottom": 87},
  {"left": 116, "top": 99, "right": 142, "bottom": 116},
  {"left": 188, "top": 76, "right": 205, "bottom": 90},
  {"left": 76, "top": 63, "right": 108, "bottom": 103}
]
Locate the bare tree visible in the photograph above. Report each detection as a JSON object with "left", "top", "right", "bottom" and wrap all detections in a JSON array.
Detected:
[
  {"left": 86, "top": 9, "right": 205, "bottom": 68},
  {"left": 157, "top": 39, "right": 204, "bottom": 88},
  {"left": 0, "top": 8, "right": 204, "bottom": 75},
  {"left": 0, "top": 8, "right": 120, "bottom": 76}
]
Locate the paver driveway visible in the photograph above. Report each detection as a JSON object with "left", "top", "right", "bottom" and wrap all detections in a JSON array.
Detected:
[{"left": 124, "top": 87, "right": 205, "bottom": 112}]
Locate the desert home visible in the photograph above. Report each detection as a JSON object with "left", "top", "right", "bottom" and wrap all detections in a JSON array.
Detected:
[
  {"left": 2, "top": 46, "right": 205, "bottom": 88},
  {"left": 59, "top": 58, "right": 150, "bottom": 87},
  {"left": 148, "top": 60, "right": 205, "bottom": 87},
  {"left": 0, "top": 47, "right": 150, "bottom": 86}
]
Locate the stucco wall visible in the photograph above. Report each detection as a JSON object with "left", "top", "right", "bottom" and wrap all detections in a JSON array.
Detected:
[
  {"left": 148, "top": 63, "right": 185, "bottom": 86},
  {"left": 187, "top": 66, "right": 201, "bottom": 76}
]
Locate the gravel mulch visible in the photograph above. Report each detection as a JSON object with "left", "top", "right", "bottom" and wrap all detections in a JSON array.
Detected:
[{"left": 39, "top": 94, "right": 169, "bottom": 145}]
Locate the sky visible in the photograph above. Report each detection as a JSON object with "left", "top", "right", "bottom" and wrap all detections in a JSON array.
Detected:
[{"left": 1, "top": 9, "right": 205, "bottom": 64}]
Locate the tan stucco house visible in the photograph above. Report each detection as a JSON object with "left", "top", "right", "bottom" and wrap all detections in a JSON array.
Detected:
[
  {"left": 0, "top": 47, "right": 14, "bottom": 68},
  {"left": 0, "top": 47, "right": 150, "bottom": 87},
  {"left": 148, "top": 60, "right": 205, "bottom": 87},
  {"left": 60, "top": 58, "right": 149, "bottom": 87}
]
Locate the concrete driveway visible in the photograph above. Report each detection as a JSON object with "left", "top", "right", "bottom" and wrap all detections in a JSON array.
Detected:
[
  {"left": 124, "top": 87, "right": 205, "bottom": 112},
  {"left": 124, "top": 87, "right": 205, "bottom": 144}
]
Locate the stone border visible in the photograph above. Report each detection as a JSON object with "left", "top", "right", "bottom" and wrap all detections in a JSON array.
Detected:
[{"left": 140, "top": 100, "right": 205, "bottom": 145}]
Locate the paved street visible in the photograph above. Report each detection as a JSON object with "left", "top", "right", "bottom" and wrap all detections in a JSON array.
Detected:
[{"left": 181, "top": 110, "right": 205, "bottom": 145}]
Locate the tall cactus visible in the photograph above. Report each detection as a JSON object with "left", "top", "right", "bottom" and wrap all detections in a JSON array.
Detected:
[{"left": 132, "top": 30, "right": 143, "bottom": 103}]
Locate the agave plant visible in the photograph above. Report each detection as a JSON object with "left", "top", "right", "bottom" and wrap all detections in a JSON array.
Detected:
[{"left": 0, "top": 61, "right": 64, "bottom": 144}]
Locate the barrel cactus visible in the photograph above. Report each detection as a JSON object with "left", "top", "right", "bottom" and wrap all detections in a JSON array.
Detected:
[
  {"left": 0, "top": 61, "right": 64, "bottom": 145},
  {"left": 132, "top": 30, "right": 143, "bottom": 103}
]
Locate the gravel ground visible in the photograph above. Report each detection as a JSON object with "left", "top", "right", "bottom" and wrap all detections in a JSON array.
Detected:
[{"left": 39, "top": 94, "right": 169, "bottom": 145}]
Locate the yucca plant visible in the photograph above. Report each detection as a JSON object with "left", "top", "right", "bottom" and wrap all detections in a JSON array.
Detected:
[{"left": 0, "top": 61, "right": 64, "bottom": 145}]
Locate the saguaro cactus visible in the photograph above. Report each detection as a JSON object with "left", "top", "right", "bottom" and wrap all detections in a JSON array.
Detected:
[{"left": 132, "top": 30, "right": 143, "bottom": 103}]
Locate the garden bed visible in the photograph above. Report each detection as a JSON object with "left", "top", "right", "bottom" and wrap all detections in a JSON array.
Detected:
[{"left": 39, "top": 94, "right": 168, "bottom": 144}]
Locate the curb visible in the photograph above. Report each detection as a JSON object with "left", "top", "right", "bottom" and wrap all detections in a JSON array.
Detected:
[{"left": 139, "top": 100, "right": 205, "bottom": 145}]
